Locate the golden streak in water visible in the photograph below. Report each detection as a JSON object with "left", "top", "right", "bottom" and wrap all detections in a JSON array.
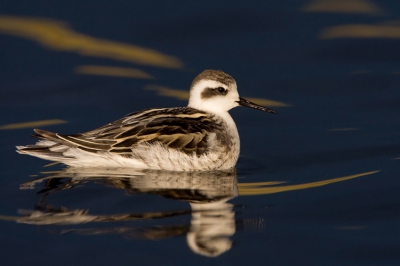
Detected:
[
  {"left": 302, "top": 0, "right": 383, "bottom": 15},
  {"left": 43, "top": 162, "right": 62, "bottom": 167},
  {"left": 0, "top": 16, "right": 183, "bottom": 68},
  {"left": 75, "top": 65, "right": 153, "bottom": 79},
  {"left": 145, "top": 85, "right": 291, "bottom": 106},
  {"left": 0, "top": 119, "right": 67, "bottom": 130},
  {"left": 244, "top": 97, "right": 291, "bottom": 107},
  {"left": 145, "top": 85, "right": 190, "bottom": 100},
  {"left": 238, "top": 170, "right": 380, "bottom": 196},
  {"left": 320, "top": 21, "right": 400, "bottom": 39},
  {"left": 237, "top": 181, "right": 286, "bottom": 187}
]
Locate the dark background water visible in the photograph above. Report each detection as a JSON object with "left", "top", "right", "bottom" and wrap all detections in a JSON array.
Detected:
[{"left": 1, "top": 0, "right": 400, "bottom": 265}]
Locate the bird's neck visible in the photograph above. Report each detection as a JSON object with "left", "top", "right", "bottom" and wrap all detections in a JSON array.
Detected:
[{"left": 215, "top": 110, "right": 237, "bottom": 130}]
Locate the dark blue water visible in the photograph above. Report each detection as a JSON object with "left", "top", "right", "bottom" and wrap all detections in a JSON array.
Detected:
[{"left": 1, "top": 1, "right": 400, "bottom": 265}]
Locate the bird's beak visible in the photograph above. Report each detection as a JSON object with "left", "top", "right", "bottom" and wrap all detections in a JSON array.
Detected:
[{"left": 236, "top": 97, "right": 276, "bottom": 114}]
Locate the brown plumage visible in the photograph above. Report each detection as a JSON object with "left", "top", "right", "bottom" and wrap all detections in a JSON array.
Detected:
[{"left": 21, "top": 107, "right": 223, "bottom": 158}]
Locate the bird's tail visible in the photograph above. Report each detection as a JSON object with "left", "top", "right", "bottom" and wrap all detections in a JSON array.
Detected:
[{"left": 16, "top": 129, "right": 73, "bottom": 161}]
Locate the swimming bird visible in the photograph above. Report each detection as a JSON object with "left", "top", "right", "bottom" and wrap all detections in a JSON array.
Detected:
[{"left": 17, "top": 70, "right": 276, "bottom": 171}]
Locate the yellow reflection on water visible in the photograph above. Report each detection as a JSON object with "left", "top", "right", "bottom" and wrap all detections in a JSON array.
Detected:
[
  {"left": 0, "top": 119, "right": 67, "bottom": 130},
  {"left": 238, "top": 181, "right": 286, "bottom": 187},
  {"left": 320, "top": 21, "right": 400, "bottom": 39},
  {"left": 238, "top": 170, "right": 379, "bottom": 196},
  {"left": 145, "top": 85, "right": 291, "bottom": 106},
  {"left": 244, "top": 97, "right": 291, "bottom": 107},
  {"left": 75, "top": 65, "right": 153, "bottom": 79},
  {"left": 302, "top": 0, "right": 383, "bottom": 15},
  {"left": 145, "top": 85, "right": 190, "bottom": 100},
  {"left": 0, "top": 16, "right": 183, "bottom": 68}
]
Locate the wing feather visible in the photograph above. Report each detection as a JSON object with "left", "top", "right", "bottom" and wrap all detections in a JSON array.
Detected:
[{"left": 28, "top": 107, "right": 216, "bottom": 157}]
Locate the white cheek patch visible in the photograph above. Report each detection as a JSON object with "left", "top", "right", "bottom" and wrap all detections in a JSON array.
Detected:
[{"left": 188, "top": 79, "right": 239, "bottom": 113}]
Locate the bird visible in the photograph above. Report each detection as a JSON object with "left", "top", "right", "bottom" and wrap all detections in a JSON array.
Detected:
[{"left": 17, "top": 70, "right": 276, "bottom": 171}]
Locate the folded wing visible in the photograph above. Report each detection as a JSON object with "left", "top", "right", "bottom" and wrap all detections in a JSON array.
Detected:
[{"left": 20, "top": 107, "right": 215, "bottom": 158}]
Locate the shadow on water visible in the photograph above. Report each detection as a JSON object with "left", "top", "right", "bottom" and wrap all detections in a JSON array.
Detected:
[{"left": 0, "top": 166, "right": 379, "bottom": 258}]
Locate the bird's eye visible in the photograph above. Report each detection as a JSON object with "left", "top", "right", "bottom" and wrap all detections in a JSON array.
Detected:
[{"left": 217, "top": 87, "right": 226, "bottom": 93}]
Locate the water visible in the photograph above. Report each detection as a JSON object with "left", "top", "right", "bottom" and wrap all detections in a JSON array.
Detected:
[{"left": 1, "top": 0, "right": 400, "bottom": 265}]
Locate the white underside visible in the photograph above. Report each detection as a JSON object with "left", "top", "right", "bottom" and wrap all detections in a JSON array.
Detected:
[{"left": 18, "top": 138, "right": 239, "bottom": 171}]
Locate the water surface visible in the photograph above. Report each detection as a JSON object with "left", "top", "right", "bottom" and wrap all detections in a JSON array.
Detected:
[{"left": 1, "top": 0, "right": 400, "bottom": 265}]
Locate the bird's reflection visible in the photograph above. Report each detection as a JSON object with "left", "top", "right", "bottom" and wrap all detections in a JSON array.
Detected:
[{"left": 19, "top": 167, "right": 238, "bottom": 257}]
